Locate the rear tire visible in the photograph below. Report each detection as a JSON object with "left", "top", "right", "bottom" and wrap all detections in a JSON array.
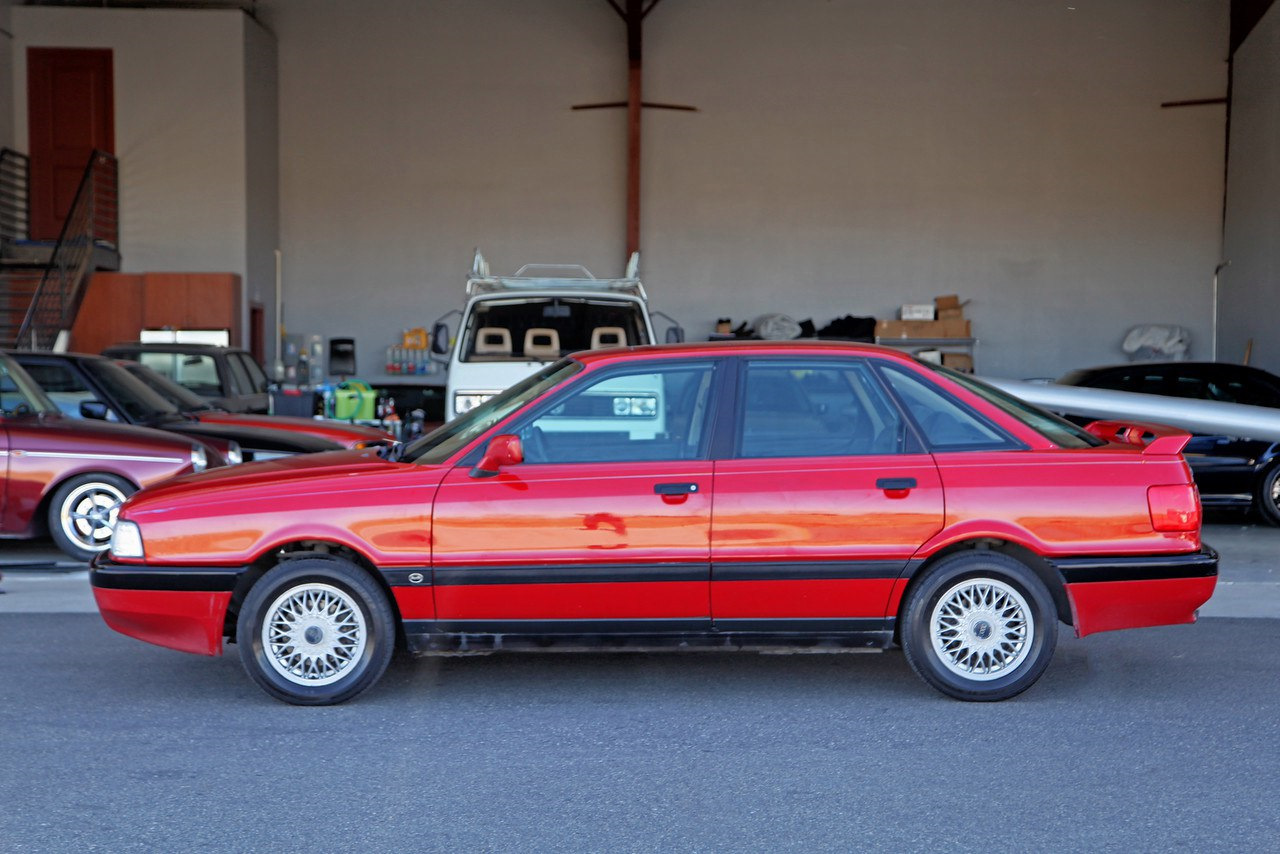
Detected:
[
  {"left": 47, "top": 473, "right": 135, "bottom": 562},
  {"left": 1255, "top": 464, "right": 1280, "bottom": 526},
  {"left": 901, "top": 551, "right": 1057, "bottom": 701},
  {"left": 237, "top": 558, "right": 395, "bottom": 705}
]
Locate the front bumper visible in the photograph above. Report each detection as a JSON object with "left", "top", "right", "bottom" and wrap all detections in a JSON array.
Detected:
[
  {"left": 1052, "top": 546, "right": 1219, "bottom": 637},
  {"left": 90, "top": 558, "right": 249, "bottom": 656}
]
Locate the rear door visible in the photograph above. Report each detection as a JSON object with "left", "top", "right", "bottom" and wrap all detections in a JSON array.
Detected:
[
  {"left": 430, "top": 359, "right": 721, "bottom": 634},
  {"left": 710, "top": 357, "right": 945, "bottom": 632}
]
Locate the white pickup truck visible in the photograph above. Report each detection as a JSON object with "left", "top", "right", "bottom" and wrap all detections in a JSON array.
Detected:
[{"left": 431, "top": 252, "right": 683, "bottom": 422}]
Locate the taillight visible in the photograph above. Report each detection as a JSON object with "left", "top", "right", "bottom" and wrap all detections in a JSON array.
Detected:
[{"left": 1147, "top": 484, "right": 1201, "bottom": 532}]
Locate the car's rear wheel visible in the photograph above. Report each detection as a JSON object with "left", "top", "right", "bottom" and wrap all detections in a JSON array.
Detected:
[
  {"left": 237, "top": 558, "right": 395, "bottom": 705},
  {"left": 47, "top": 473, "right": 135, "bottom": 562},
  {"left": 901, "top": 551, "right": 1058, "bottom": 701},
  {"left": 1255, "top": 464, "right": 1280, "bottom": 526}
]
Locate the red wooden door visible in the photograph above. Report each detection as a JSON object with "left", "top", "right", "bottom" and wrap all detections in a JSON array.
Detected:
[{"left": 27, "top": 48, "right": 115, "bottom": 240}]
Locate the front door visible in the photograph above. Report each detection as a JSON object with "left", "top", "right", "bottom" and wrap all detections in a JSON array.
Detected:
[
  {"left": 710, "top": 357, "right": 946, "bottom": 631},
  {"left": 27, "top": 48, "right": 115, "bottom": 240},
  {"left": 430, "top": 359, "right": 721, "bottom": 634}
]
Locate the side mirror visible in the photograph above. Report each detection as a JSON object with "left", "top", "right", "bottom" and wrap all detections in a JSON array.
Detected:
[
  {"left": 470, "top": 434, "right": 523, "bottom": 478},
  {"left": 80, "top": 400, "right": 110, "bottom": 420},
  {"left": 431, "top": 322, "right": 450, "bottom": 356}
]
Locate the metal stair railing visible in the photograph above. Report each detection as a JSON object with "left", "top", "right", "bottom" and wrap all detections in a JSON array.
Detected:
[
  {"left": 0, "top": 148, "right": 31, "bottom": 247},
  {"left": 14, "top": 149, "right": 118, "bottom": 350}
]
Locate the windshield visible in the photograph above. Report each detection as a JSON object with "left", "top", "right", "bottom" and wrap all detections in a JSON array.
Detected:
[
  {"left": 462, "top": 297, "right": 647, "bottom": 362},
  {"left": 0, "top": 354, "right": 59, "bottom": 416},
  {"left": 402, "top": 359, "right": 582, "bottom": 464},
  {"left": 121, "top": 362, "right": 215, "bottom": 411},
  {"left": 929, "top": 364, "right": 1104, "bottom": 448},
  {"left": 83, "top": 359, "right": 183, "bottom": 423}
]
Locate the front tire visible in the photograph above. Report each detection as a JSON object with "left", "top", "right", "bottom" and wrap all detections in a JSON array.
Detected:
[
  {"left": 237, "top": 558, "right": 395, "bottom": 705},
  {"left": 47, "top": 473, "right": 135, "bottom": 562},
  {"left": 901, "top": 551, "right": 1058, "bottom": 701}
]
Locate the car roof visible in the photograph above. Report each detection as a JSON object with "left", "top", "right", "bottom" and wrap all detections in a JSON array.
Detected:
[
  {"left": 103, "top": 342, "right": 249, "bottom": 355},
  {"left": 1063, "top": 361, "right": 1280, "bottom": 382},
  {"left": 569, "top": 339, "right": 924, "bottom": 367}
]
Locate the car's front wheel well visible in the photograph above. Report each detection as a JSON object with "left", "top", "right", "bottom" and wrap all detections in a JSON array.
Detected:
[
  {"left": 894, "top": 538, "right": 1072, "bottom": 645},
  {"left": 224, "top": 540, "right": 404, "bottom": 647}
]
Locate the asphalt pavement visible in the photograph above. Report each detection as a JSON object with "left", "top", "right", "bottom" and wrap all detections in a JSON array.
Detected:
[{"left": 2, "top": 519, "right": 1278, "bottom": 851}]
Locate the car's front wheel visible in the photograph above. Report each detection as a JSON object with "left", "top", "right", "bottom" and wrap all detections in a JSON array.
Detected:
[
  {"left": 47, "top": 473, "right": 135, "bottom": 562},
  {"left": 901, "top": 551, "right": 1058, "bottom": 701},
  {"left": 237, "top": 558, "right": 395, "bottom": 705}
]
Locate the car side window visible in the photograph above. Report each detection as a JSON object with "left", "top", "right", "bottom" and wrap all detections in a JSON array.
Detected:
[
  {"left": 139, "top": 353, "right": 221, "bottom": 396},
  {"left": 737, "top": 360, "right": 906, "bottom": 458},
  {"left": 225, "top": 355, "right": 254, "bottom": 396},
  {"left": 19, "top": 363, "right": 117, "bottom": 421},
  {"left": 516, "top": 362, "right": 716, "bottom": 464},
  {"left": 879, "top": 365, "right": 1010, "bottom": 451},
  {"left": 237, "top": 353, "right": 270, "bottom": 393}
]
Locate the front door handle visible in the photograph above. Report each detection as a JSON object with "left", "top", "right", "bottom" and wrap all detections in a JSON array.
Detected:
[
  {"left": 876, "top": 477, "right": 917, "bottom": 491},
  {"left": 654, "top": 482, "right": 700, "bottom": 495}
]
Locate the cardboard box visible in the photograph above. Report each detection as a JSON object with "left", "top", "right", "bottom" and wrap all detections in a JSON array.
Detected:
[
  {"left": 875, "top": 318, "right": 971, "bottom": 339},
  {"left": 899, "top": 303, "right": 936, "bottom": 321},
  {"left": 938, "top": 307, "right": 965, "bottom": 320},
  {"left": 942, "top": 352, "right": 975, "bottom": 372},
  {"left": 935, "top": 294, "right": 962, "bottom": 310}
]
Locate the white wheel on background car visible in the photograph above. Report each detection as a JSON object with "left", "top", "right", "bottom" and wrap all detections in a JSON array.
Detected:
[{"left": 47, "top": 474, "right": 134, "bottom": 562}]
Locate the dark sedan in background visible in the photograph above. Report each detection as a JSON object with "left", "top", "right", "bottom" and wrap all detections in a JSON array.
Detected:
[
  {"left": 10, "top": 351, "right": 340, "bottom": 463},
  {"left": 1059, "top": 361, "right": 1280, "bottom": 524},
  {"left": 101, "top": 342, "right": 271, "bottom": 413}
]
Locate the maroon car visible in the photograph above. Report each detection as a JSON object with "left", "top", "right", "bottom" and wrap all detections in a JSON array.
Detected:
[{"left": 1, "top": 352, "right": 216, "bottom": 561}]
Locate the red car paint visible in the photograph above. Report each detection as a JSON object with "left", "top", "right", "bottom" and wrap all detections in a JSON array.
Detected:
[{"left": 90, "top": 341, "right": 1218, "bottom": 702}]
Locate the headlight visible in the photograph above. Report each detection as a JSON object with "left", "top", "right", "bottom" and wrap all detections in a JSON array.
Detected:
[
  {"left": 455, "top": 391, "right": 500, "bottom": 415},
  {"left": 225, "top": 441, "right": 243, "bottom": 465},
  {"left": 190, "top": 444, "right": 207, "bottom": 472},
  {"left": 110, "top": 520, "right": 145, "bottom": 559}
]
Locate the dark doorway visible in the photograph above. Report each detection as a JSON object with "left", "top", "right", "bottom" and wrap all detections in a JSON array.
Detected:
[
  {"left": 27, "top": 47, "right": 115, "bottom": 240},
  {"left": 249, "top": 302, "right": 265, "bottom": 364}
]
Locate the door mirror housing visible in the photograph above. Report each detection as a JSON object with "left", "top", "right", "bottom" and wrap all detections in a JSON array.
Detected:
[
  {"left": 470, "top": 434, "right": 523, "bottom": 478},
  {"left": 431, "top": 321, "right": 451, "bottom": 356},
  {"left": 80, "top": 400, "right": 110, "bottom": 420}
]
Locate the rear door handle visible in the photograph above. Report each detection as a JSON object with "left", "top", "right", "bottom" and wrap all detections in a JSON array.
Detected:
[
  {"left": 876, "top": 477, "right": 917, "bottom": 491},
  {"left": 654, "top": 482, "right": 700, "bottom": 495}
]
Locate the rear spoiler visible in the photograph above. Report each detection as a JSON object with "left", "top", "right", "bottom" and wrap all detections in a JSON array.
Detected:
[{"left": 1083, "top": 420, "right": 1191, "bottom": 456}]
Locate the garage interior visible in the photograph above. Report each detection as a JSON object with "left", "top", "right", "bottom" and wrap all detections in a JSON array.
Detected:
[{"left": 0, "top": 0, "right": 1276, "bottom": 386}]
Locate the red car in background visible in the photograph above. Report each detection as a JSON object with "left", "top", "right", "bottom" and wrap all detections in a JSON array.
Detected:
[
  {"left": 1, "top": 352, "right": 216, "bottom": 561},
  {"left": 117, "top": 360, "right": 394, "bottom": 450},
  {"left": 92, "top": 342, "right": 1216, "bottom": 705}
]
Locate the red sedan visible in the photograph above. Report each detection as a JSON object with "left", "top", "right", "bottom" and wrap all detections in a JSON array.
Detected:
[
  {"left": 91, "top": 342, "right": 1217, "bottom": 704},
  {"left": 1, "top": 352, "right": 215, "bottom": 561}
]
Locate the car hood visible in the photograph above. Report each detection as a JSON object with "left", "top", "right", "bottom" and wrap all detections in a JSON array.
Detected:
[
  {"left": 150, "top": 418, "right": 339, "bottom": 453},
  {"left": 194, "top": 412, "right": 394, "bottom": 447},
  {"left": 8, "top": 411, "right": 200, "bottom": 455},
  {"left": 123, "top": 448, "right": 441, "bottom": 512}
]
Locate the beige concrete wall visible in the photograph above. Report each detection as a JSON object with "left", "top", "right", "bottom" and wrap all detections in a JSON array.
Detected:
[
  {"left": 1221, "top": 2, "right": 1280, "bottom": 371},
  {"left": 11, "top": 7, "right": 251, "bottom": 280},
  {"left": 264, "top": 0, "right": 1228, "bottom": 380}
]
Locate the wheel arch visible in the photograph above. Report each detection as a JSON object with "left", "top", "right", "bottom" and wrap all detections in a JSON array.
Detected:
[
  {"left": 895, "top": 538, "right": 1072, "bottom": 645},
  {"left": 223, "top": 540, "right": 405, "bottom": 648}
]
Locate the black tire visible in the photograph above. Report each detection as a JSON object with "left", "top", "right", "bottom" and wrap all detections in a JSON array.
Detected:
[
  {"left": 1255, "top": 464, "right": 1280, "bottom": 526},
  {"left": 47, "top": 473, "right": 135, "bottom": 562},
  {"left": 237, "top": 557, "right": 395, "bottom": 705},
  {"left": 901, "top": 551, "right": 1058, "bottom": 702}
]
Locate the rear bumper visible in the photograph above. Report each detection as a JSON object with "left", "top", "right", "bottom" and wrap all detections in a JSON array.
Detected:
[
  {"left": 90, "top": 559, "right": 248, "bottom": 656},
  {"left": 1053, "top": 547, "right": 1218, "bottom": 638}
]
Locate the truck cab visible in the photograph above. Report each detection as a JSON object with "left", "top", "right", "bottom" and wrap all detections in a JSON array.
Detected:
[{"left": 433, "top": 252, "right": 681, "bottom": 421}]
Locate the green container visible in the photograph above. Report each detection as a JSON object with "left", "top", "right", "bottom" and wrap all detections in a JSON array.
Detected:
[{"left": 333, "top": 379, "right": 375, "bottom": 421}]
